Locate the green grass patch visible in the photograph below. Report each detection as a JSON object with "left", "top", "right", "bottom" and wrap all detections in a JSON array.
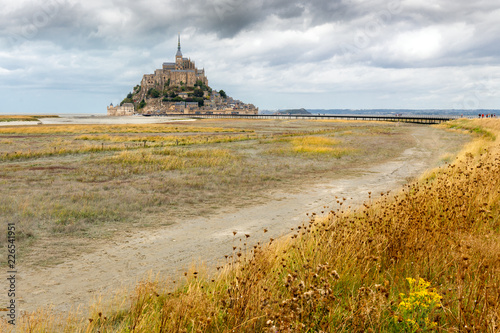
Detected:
[{"left": 445, "top": 119, "right": 496, "bottom": 140}]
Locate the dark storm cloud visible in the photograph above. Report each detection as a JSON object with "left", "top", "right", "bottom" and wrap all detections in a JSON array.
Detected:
[
  {"left": 1, "top": 0, "right": 354, "bottom": 47},
  {"left": 190, "top": 0, "right": 358, "bottom": 38},
  {"left": 1, "top": 0, "right": 499, "bottom": 69},
  {"left": 0, "top": 0, "right": 496, "bottom": 49}
]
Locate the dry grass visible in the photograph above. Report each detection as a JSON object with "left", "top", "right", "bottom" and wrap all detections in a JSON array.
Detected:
[
  {"left": 74, "top": 133, "right": 257, "bottom": 145},
  {"left": 0, "top": 115, "right": 59, "bottom": 122},
  {"left": 0, "top": 119, "right": 477, "bottom": 332},
  {"left": 106, "top": 148, "right": 239, "bottom": 172},
  {"left": 0, "top": 124, "right": 247, "bottom": 135},
  {"left": 0, "top": 134, "right": 256, "bottom": 162},
  {"left": 0, "top": 144, "right": 121, "bottom": 161},
  {"left": 265, "top": 135, "right": 356, "bottom": 158},
  {"left": 290, "top": 136, "right": 353, "bottom": 157},
  {"left": 9, "top": 119, "right": 498, "bottom": 332},
  {"left": 0, "top": 120, "right": 431, "bottom": 266}
]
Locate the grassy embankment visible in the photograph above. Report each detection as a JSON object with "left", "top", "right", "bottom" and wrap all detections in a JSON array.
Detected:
[{"left": 7, "top": 118, "right": 498, "bottom": 332}]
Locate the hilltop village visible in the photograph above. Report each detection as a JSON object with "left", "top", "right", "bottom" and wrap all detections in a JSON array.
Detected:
[{"left": 108, "top": 36, "right": 258, "bottom": 116}]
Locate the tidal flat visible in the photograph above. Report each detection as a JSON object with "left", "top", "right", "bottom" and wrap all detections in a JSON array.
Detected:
[{"left": 0, "top": 118, "right": 470, "bottom": 314}]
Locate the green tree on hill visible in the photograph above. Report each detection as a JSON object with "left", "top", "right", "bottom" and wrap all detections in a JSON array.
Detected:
[
  {"left": 219, "top": 90, "right": 227, "bottom": 99},
  {"left": 193, "top": 88, "right": 204, "bottom": 98},
  {"left": 120, "top": 98, "right": 133, "bottom": 106},
  {"left": 195, "top": 97, "right": 204, "bottom": 107},
  {"left": 148, "top": 88, "right": 161, "bottom": 98},
  {"left": 195, "top": 80, "right": 211, "bottom": 92},
  {"left": 138, "top": 99, "right": 146, "bottom": 109}
]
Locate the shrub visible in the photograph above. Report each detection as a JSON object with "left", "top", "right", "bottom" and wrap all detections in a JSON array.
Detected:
[
  {"left": 148, "top": 88, "right": 161, "bottom": 98},
  {"left": 138, "top": 99, "right": 146, "bottom": 109},
  {"left": 120, "top": 98, "right": 133, "bottom": 106}
]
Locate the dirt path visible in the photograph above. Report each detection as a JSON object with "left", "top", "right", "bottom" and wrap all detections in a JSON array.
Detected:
[{"left": 16, "top": 125, "right": 464, "bottom": 314}]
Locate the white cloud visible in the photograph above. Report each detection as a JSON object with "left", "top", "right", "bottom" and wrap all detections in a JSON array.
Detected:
[
  {"left": 391, "top": 27, "right": 442, "bottom": 61},
  {"left": 1, "top": 0, "right": 500, "bottom": 113}
]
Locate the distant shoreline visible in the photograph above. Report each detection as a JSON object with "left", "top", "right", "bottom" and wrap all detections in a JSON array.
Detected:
[
  {"left": 1, "top": 109, "right": 498, "bottom": 120},
  {"left": 262, "top": 109, "right": 499, "bottom": 117}
]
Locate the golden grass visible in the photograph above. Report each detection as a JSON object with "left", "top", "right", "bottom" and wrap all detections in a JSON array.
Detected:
[
  {"left": 0, "top": 133, "right": 256, "bottom": 161},
  {"left": 11, "top": 119, "right": 496, "bottom": 332},
  {"left": 0, "top": 144, "right": 122, "bottom": 161},
  {"left": 74, "top": 133, "right": 257, "bottom": 144},
  {"left": 267, "top": 135, "right": 356, "bottom": 158},
  {"left": 290, "top": 136, "right": 345, "bottom": 156},
  {"left": 291, "top": 136, "right": 341, "bottom": 146},
  {"left": 0, "top": 115, "right": 59, "bottom": 122},
  {"left": 0, "top": 123, "right": 256, "bottom": 162},
  {"left": 1, "top": 123, "right": 385, "bottom": 163},
  {"left": 106, "top": 148, "right": 239, "bottom": 171},
  {"left": 0, "top": 124, "right": 250, "bottom": 135}
]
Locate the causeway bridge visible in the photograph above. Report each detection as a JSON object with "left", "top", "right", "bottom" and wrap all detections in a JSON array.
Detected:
[{"left": 150, "top": 113, "right": 456, "bottom": 124}]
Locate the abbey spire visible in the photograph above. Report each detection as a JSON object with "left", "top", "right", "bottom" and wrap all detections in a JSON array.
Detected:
[{"left": 176, "top": 33, "right": 182, "bottom": 57}]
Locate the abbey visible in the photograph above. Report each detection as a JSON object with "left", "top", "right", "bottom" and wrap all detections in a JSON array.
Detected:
[
  {"left": 108, "top": 35, "right": 258, "bottom": 116},
  {"left": 140, "top": 35, "right": 208, "bottom": 94}
]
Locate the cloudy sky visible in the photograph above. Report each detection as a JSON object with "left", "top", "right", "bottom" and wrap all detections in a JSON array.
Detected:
[{"left": 1, "top": 0, "right": 500, "bottom": 114}]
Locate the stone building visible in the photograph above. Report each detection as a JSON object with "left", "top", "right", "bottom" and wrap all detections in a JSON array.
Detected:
[
  {"left": 107, "top": 35, "right": 258, "bottom": 116},
  {"left": 107, "top": 103, "right": 134, "bottom": 116},
  {"left": 140, "top": 35, "right": 208, "bottom": 100}
]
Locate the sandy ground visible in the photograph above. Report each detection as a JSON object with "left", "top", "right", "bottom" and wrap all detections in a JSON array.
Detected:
[
  {"left": 0, "top": 115, "right": 193, "bottom": 126},
  {"left": 11, "top": 124, "right": 466, "bottom": 317}
]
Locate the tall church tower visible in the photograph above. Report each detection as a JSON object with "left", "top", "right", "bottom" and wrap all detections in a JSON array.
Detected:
[{"left": 175, "top": 34, "right": 183, "bottom": 70}]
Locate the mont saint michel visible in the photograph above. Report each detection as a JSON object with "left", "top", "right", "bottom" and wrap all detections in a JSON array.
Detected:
[{"left": 108, "top": 36, "right": 258, "bottom": 116}]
